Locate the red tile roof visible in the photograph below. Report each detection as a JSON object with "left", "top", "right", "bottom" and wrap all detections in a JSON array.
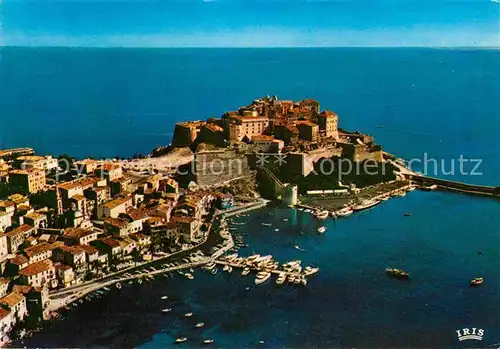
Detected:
[
  {"left": 0, "top": 292, "right": 25, "bottom": 307},
  {"left": 19, "top": 259, "right": 53, "bottom": 277}
]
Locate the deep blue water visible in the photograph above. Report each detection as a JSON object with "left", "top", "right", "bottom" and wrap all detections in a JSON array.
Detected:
[
  {"left": 2, "top": 48, "right": 499, "bottom": 348},
  {"left": 1, "top": 47, "right": 499, "bottom": 184},
  {"left": 16, "top": 196, "right": 500, "bottom": 348}
]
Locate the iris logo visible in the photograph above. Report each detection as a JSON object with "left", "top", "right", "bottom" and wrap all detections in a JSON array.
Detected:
[{"left": 456, "top": 328, "right": 484, "bottom": 341}]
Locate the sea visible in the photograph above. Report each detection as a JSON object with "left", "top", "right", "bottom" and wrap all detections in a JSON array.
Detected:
[{"left": 1, "top": 47, "right": 499, "bottom": 348}]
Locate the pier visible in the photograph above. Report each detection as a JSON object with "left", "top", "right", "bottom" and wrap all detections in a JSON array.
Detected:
[{"left": 409, "top": 174, "right": 500, "bottom": 198}]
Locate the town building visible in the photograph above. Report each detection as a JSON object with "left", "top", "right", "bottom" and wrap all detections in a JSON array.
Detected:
[
  {"left": 18, "top": 259, "right": 55, "bottom": 288},
  {"left": 296, "top": 121, "right": 319, "bottom": 142},
  {"left": 3, "top": 225, "right": 34, "bottom": 254},
  {"left": 23, "top": 211, "right": 48, "bottom": 233},
  {"left": 92, "top": 238, "right": 122, "bottom": 260},
  {"left": 9, "top": 169, "right": 46, "bottom": 194},
  {"left": 24, "top": 242, "right": 54, "bottom": 264},
  {"left": 14, "top": 155, "right": 58, "bottom": 172},
  {"left": 171, "top": 216, "right": 202, "bottom": 243},
  {"left": 54, "top": 263, "right": 75, "bottom": 287},
  {"left": 61, "top": 227, "right": 100, "bottom": 246},
  {"left": 97, "top": 163, "right": 123, "bottom": 182},
  {"left": 52, "top": 246, "right": 86, "bottom": 270},
  {"left": 317, "top": 110, "right": 339, "bottom": 139},
  {"left": 97, "top": 196, "right": 133, "bottom": 219},
  {"left": 73, "top": 159, "right": 98, "bottom": 175},
  {"left": 0, "top": 278, "right": 9, "bottom": 298}
]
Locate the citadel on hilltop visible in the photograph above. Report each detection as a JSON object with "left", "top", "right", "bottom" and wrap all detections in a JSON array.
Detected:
[{"left": 171, "top": 96, "right": 384, "bottom": 186}]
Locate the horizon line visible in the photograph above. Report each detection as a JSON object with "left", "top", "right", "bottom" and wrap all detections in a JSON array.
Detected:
[{"left": 1, "top": 45, "right": 499, "bottom": 50}]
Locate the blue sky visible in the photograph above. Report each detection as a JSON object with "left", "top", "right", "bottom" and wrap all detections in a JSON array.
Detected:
[{"left": 1, "top": 0, "right": 499, "bottom": 47}]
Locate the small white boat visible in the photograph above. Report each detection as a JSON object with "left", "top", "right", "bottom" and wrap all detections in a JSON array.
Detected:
[
  {"left": 116, "top": 283, "right": 122, "bottom": 290},
  {"left": 315, "top": 210, "right": 330, "bottom": 220},
  {"left": 185, "top": 273, "right": 194, "bottom": 280},
  {"left": 161, "top": 296, "right": 168, "bottom": 300},
  {"left": 317, "top": 226, "right": 326, "bottom": 234},
  {"left": 301, "top": 276, "right": 308, "bottom": 286},
  {"left": 185, "top": 312, "right": 193, "bottom": 317},
  {"left": 241, "top": 267, "right": 251, "bottom": 276},
  {"left": 195, "top": 322, "right": 205, "bottom": 328},
  {"left": 274, "top": 228, "right": 280, "bottom": 232},
  {"left": 261, "top": 223, "right": 272, "bottom": 227},
  {"left": 304, "top": 266, "right": 319, "bottom": 275},
  {"left": 175, "top": 337, "right": 187, "bottom": 344},
  {"left": 103, "top": 287, "right": 110, "bottom": 292},
  {"left": 162, "top": 308, "right": 172, "bottom": 313},
  {"left": 276, "top": 272, "right": 286, "bottom": 285},
  {"left": 294, "top": 245, "right": 306, "bottom": 252},
  {"left": 255, "top": 271, "right": 271, "bottom": 285},
  {"left": 203, "top": 339, "right": 214, "bottom": 344}
]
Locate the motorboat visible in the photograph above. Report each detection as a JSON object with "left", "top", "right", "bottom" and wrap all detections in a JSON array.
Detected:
[
  {"left": 195, "top": 322, "right": 205, "bottom": 328},
  {"left": 385, "top": 267, "right": 410, "bottom": 280},
  {"left": 116, "top": 282, "right": 122, "bottom": 290},
  {"left": 470, "top": 277, "right": 484, "bottom": 286},
  {"left": 261, "top": 223, "right": 272, "bottom": 227},
  {"left": 403, "top": 212, "right": 412, "bottom": 217},
  {"left": 203, "top": 339, "right": 214, "bottom": 344},
  {"left": 301, "top": 276, "right": 307, "bottom": 286},
  {"left": 315, "top": 210, "right": 330, "bottom": 220},
  {"left": 185, "top": 312, "right": 193, "bottom": 317},
  {"left": 294, "top": 245, "right": 306, "bottom": 252},
  {"left": 276, "top": 272, "right": 286, "bottom": 285},
  {"left": 175, "top": 337, "right": 187, "bottom": 344},
  {"left": 185, "top": 273, "right": 194, "bottom": 280},
  {"left": 161, "top": 295, "right": 168, "bottom": 300},
  {"left": 317, "top": 226, "right": 326, "bottom": 234},
  {"left": 162, "top": 308, "right": 172, "bottom": 313},
  {"left": 255, "top": 271, "right": 271, "bottom": 285},
  {"left": 304, "top": 266, "right": 319, "bottom": 276},
  {"left": 421, "top": 184, "right": 438, "bottom": 191},
  {"left": 274, "top": 228, "right": 280, "bottom": 232},
  {"left": 241, "top": 267, "right": 251, "bottom": 276}
]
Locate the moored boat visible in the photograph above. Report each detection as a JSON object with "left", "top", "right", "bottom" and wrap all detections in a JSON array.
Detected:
[
  {"left": 255, "top": 271, "right": 271, "bottom": 285},
  {"left": 276, "top": 272, "right": 286, "bottom": 285},
  {"left": 304, "top": 266, "right": 319, "bottom": 276},
  {"left": 241, "top": 267, "right": 251, "bottom": 276},
  {"left": 317, "top": 226, "right": 326, "bottom": 234},
  {"left": 315, "top": 210, "right": 330, "bottom": 220}
]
